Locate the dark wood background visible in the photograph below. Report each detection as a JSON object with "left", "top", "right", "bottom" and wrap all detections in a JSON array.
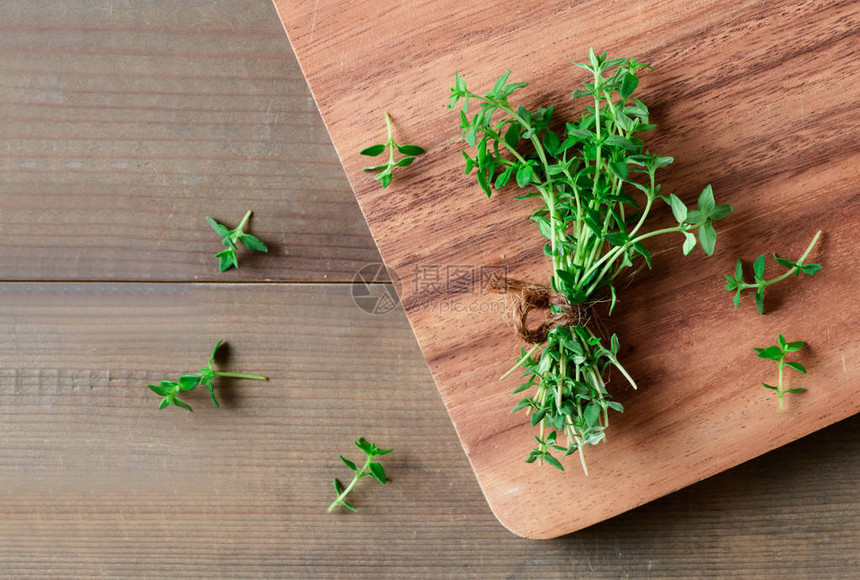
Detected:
[{"left": 0, "top": 0, "right": 856, "bottom": 576}]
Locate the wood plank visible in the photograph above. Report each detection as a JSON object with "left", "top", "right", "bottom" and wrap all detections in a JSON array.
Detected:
[
  {"left": 0, "top": 0, "right": 382, "bottom": 281},
  {"left": 273, "top": 0, "right": 860, "bottom": 537},
  {"left": 0, "top": 282, "right": 856, "bottom": 577}
]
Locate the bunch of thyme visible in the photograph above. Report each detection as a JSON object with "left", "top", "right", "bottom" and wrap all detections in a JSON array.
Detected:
[{"left": 449, "top": 50, "right": 732, "bottom": 474}]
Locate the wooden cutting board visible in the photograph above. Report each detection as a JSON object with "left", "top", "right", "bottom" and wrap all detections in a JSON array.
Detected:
[{"left": 271, "top": 0, "right": 860, "bottom": 538}]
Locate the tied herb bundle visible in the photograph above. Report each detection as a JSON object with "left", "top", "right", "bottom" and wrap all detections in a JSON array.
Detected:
[{"left": 449, "top": 50, "right": 732, "bottom": 474}]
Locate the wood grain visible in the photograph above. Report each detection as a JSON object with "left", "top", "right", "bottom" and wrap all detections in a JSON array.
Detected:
[
  {"left": 273, "top": 0, "right": 860, "bottom": 537},
  {"left": 0, "top": 283, "right": 857, "bottom": 578},
  {"left": 0, "top": 0, "right": 383, "bottom": 281},
  {"left": 0, "top": 0, "right": 856, "bottom": 576}
]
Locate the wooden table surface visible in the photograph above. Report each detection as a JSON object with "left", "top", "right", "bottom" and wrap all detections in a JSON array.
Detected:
[{"left": 0, "top": 0, "right": 856, "bottom": 577}]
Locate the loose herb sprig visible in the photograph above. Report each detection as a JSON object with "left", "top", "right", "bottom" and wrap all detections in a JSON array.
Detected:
[
  {"left": 327, "top": 438, "right": 393, "bottom": 513},
  {"left": 450, "top": 50, "right": 732, "bottom": 474},
  {"left": 361, "top": 113, "right": 425, "bottom": 188},
  {"left": 205, "top": 210, "right": 268, "bottom": 272},
  {"left": 754, "top": 335, "right": 807, "bottom": 412},
  {"left": 724, "top": 231, "right": 822, "bottom": 313},
  {"left": 147, "top": 340, "right": 267, "bottom": 412}
]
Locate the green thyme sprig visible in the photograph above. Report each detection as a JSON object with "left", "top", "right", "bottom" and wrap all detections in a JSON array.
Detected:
[
  {"left": 450, "top": 49, "right": 733, "bottom": 474},
  {"left": 361, "top": 113, "right": 425, "bottom": 188},
  {"left": 327, "top": 438, "right": 393, "bottom": 513},
  {"left": 754, "top": 335, "right": 807, "bottom": 412},
  {"left": 205, "top": 210, "right": 268, "bottom": 272},
  {"left": 147, "top": 340, "right": 267, "bottom": 412},
  {"left": 724, "top": 231, "right": 822, "bottom": 313}
]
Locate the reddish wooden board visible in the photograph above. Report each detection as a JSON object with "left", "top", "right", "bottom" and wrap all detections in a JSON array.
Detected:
[{"left": 271, "top": 0, "right": 860, "bottom": 538}]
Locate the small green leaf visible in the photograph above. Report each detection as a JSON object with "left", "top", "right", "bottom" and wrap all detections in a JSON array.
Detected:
[
  {"left": 210, "top": 340, "right": 223, "bottom": 367},
  {"left": 219, "top": 251, "right": 236, "bottom": 272},
  {"left": 206, "top": 382, "right": 220, "bottom": 408},
  {"left": 394, "top": 156, "right": 416, "bottom": 168},
  {"left": 735, "top": 259, "right": 744, "bottom": 281},
  {"left": 360, "top": 144, "right": 386, "bottom": 156},
  {"left": 543, "top": 454, "right": 564, "bottom": 471},
  {"left": 495, "top": 166, "right": 513, "bottom": 189},
  {"left": 530, "top": 409, "right": 546, "bottom": 426},
  {"left": 178, "top": 375, "right": 201, "bottom": 391},
  {"left": 368, "top": 462, "right": 387, "bottom": 484},
  {"left": 710, "top": 204, "right": 733, "bottom": 221},
  {"left": 685, "top": 209, "right": 703, "bottom": 225},
  {"left": 584, "top": 403, "right": 600, "bottom": 426},
  {"left": 148, "top": 384, "right": 170, "bottom": 396},
  {"left": 555, "top": 269, "right": 578, "bottom": 288},
  {"left": 668, "top": 194, "right": 687, "bottom": 224},
  {"left": 653, "top": 156, "right": 674, "bottom": 169},
  {"left": 608, "top": 161, "right": 628, "bottom": 180},
  {"left": 542, "top": 131, "right": 560, "bottom": 156},
  {"left": 698, "top": 220, "right": 716, "bottom": 256},
  {"left": 157, "top": 398, "right": 170, "bottom": 409},
  {"left": 341, "top": 500, "right": 357, "bottom": 512},
  {"left": 516, "top": 164, "right": 534, "bottom": 187},
  {"left": 800, "top": 263, "right": 822, "bottom": 275},
  {"left": 354, "top": 438, "right": 373, "bottom": 455},
  {"left": 761, "top": 382, "right": 778, "bottom": 391},
  {"left": 603, "top": 232, "right": 629, "bottom": 247},
  {"left": 172, "top": 397, "right": 193, "bottom": 412},
  {"left": 785, "top": 362, "right": 807, "bottom": 374},
  {"left": 785, "top": 388, "right": 807, "bottom": 394},
  {"left": 503, "top": 124, "right": 519, "bottom": 148},
  {"left": 697, "top": 184, "right": 715, "bottom": 215},
  {"left": 604, "top": 136, "right": 637, "bottom": 150},
  {"left": 242, "top": 234, "right": 268, "bottom": 252},
  {"left": 396, "top": 143, "right": 425, "bottom": 156},
  {"left": 753, "top": 255, "right": 766, "bottom": 280},
  {"left": 754, "top": 288, "right": 765, "bottom": 314},
  {"left": 682, "top": 232, "right": 696, "bottom": 255},
  {"left": 755, "top": 346, "right": 783, "bottom": 360},
  {"left": 774, "top": 255, "right": 796, "bottom": 269},
  {"left": 205, "top": 217, "right": 230, "bottom": 238},
  {"left": 784, "top": 340, "right": 805, "bottom": 352},
  {"left": 461, "top": 151, "right": 474, "bottom": 173},
  {"left": 333, "top": 478, "right": 344, "bottom": 495},
  {"left": 512, "top": 398, "right": 532, "bottom": 413},
  {"left": 620, "top": 73, "right": 639, "bottom": 98},
  {"left": 339, "top": 456, "right": 357, "bottom": 471},
  {"left": 380, "top": 174, "right": 393, "bottom": 188}
]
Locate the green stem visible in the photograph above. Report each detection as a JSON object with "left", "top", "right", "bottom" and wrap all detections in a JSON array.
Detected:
[
  {"left": 777, "top": 357, "right": 785, "bottom": 413},
  {"left": 213, "top": 372, "right": 268, "bottom": 381},
  {"left": 577, "top": 438, "right": 589, "bottom": 476},
  {"left": 738, "top": 230, "right": 822, "bottom": 291},
  {"left": 236, "top": 210, "right": 252, "bottom": 233},
  {"left": 500, "top": 343, "right": 541, "bottom": 381},
  {"left": 610, "top": 362, "right": 635, "bottom": 392},
  {"left": 384, "top": 112, "right": 396, "bottom": 168},
  {"left": 584, "top": 226, "right": 686, "bottom": 295},
  {"left": 327, "top": 454, "right": 371, "bottom": 513}
]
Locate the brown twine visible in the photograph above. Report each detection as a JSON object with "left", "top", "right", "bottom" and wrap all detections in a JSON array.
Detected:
[{"left": 486, "top": 274, "right": 588, "bottom": 344}]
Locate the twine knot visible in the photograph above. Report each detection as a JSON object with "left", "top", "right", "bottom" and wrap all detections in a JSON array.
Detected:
[{"left": 486, "top": 274, "right": 587, "bottom": 344}]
